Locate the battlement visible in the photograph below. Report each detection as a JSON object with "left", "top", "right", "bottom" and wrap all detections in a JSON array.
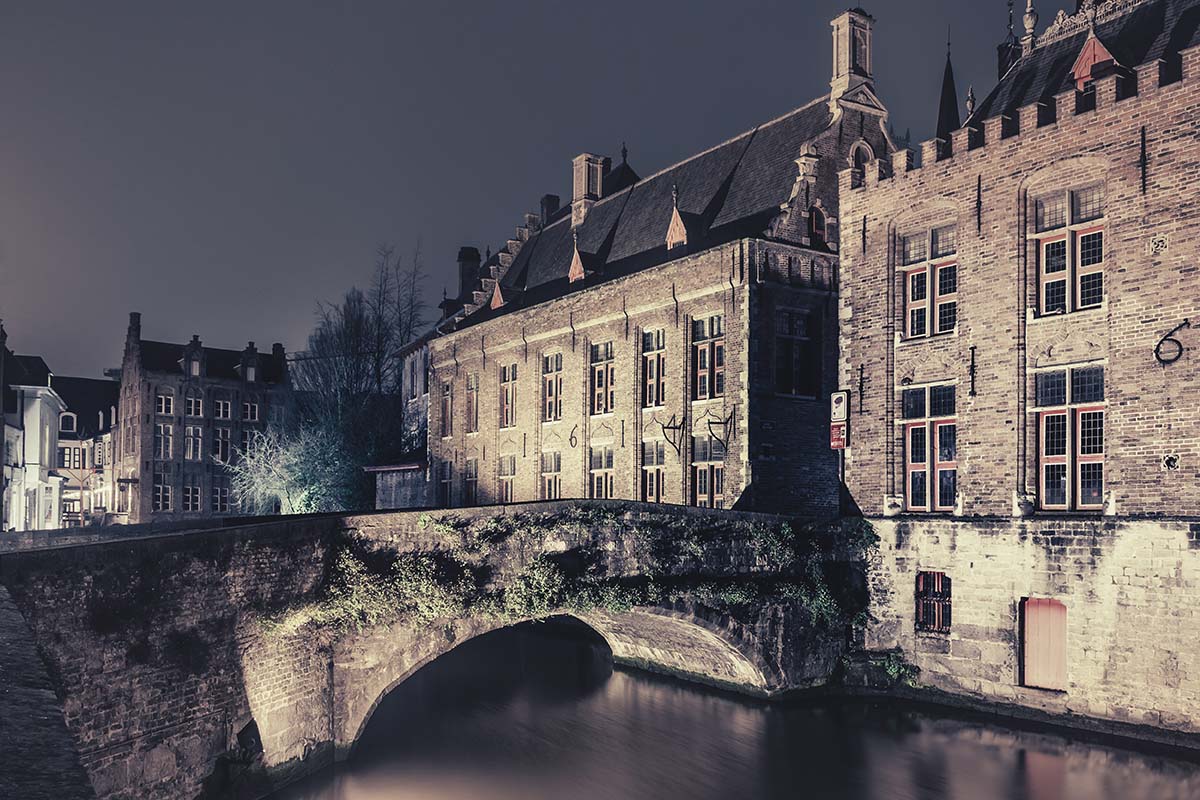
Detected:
[{"left": 840, "top": 41, "right": 1200, "bottom": 196}]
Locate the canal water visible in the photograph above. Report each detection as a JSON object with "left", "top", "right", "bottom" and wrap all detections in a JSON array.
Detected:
[{"left": 274, "top": 617, "right": 1200, "bottom": 800}]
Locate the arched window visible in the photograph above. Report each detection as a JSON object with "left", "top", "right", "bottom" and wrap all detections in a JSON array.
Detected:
[
  {"left": 808, "top": 206, "right": 827, "bottom": 245},
  {"left": 851, "top": 142, "right": 873, "bottom": 173},
  {"left": 59, "top": 412, "right": 77, "bottom": 433}
]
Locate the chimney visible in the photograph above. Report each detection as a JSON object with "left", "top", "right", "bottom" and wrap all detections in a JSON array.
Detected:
[
  {"left": 125, "top": 311, "right": 142, "bottom": 359},
  {"left": 457, "top": 246, "right": 481, "bottom": 299},
  {"left": 272, "top": 342, "right": 288, "bottom": 384},
  {"left": 540, "top": 194, "right": 561, "bottom": 226},
  {"left": 829, "top": 8, "right": 875, "bottom": 113},
  {"left": 571, "top": 153, "right": 610, "bottom": 227}
]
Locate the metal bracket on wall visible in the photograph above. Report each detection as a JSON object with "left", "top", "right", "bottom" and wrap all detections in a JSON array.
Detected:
[
  {"left": 969, "top": 345, "right": 978, "bottom": 396},
  {"left": 521, "top": 327, "right": 528, "bottom": 362},
  {"left": 569, "top": 312, "right": 576, "bottom": 351},
  {"left": 858, "top": 363, "right": 866, "bottom": 414},
  {"left": 623, "top": 296, "right": 630, "bottom": 338},
  {"left": 671, "top": 283, "right": 680, "bottom": 326},
  {"left": 660, "top": 415, "right": 686, "bottom": 457},
  {"left": 707, "top": 407, "right": 737, "bottom": 450}
]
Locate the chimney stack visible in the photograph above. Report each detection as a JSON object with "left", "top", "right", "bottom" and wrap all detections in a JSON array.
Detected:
[
  {"left": 540, "top": 194, "right": 561, "bottom": 226},
  {"left": 457, "top": 246, "right": 482, "bottom": 299},
  {"left": 571, "top": 153, "right": 610, "bottom": 227}
]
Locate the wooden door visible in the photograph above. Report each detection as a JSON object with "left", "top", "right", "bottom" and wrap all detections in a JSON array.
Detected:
[{"left": 1023, "top": 598, "right": 1067, "bottom": 691}]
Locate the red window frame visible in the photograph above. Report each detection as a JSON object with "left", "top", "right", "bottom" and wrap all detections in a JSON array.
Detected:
[
  {"left": 902, "top": 386, "right": 957, "bottom": 513},
  {"left": 1074, "top": 225, "right": 1104, "bottom": 311},
  {"left": 1074, "top": 404, "right": 1105, "bottom": 509},
  {"left": 1038, "top": 235, "right": 1069, "bottom": 315},
  {"left": 691, "top": 317, "right": 724, "bottom": 401},
  {"left": 1038, "top": 410, "right": 1070, "bottom": 511},
  {"left": 915, "top": 571, "right": 952, "bottom": 633},
  {"left": 1036, "top": 375, "right": 1105, "bottom": 512},
  {"left": 933, "top": 420, "right": 958, "bottom": 512},
  {"left": 904, "top": 422, "right": 929, "bottom": 511}
]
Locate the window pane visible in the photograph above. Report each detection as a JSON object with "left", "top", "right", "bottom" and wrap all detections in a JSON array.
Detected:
[
  {"left": 1044, "top": 414, "right": 1067, "bottom": 456},
  {"left": 1079, "top": 410, "right": 1104, "bottom": 455},
  {"left": 938, "top": 469, "right": 957, "bottom": 509},
  {"left": 901, "top": 388, "right": 926, "bottom": 420},
  {"left": 937, "top": 302, "right": 957, "bottom": 333},
  {"left": 910, "top": 471, "right": 928, "bottom": 508},
  {"left": 1044, "top": 464, "right": 1068, "bottom": 506},
  {"left": 901, "top": 234, "right": 927, "bottom": 265},
  {"left": 1079, "top": 272, "right": 1103, "bottom": 307},
  {"left": 909, "top": 308, "right": 927, "bottom": 337},
  {"left": 1071, "top": 366, "right": 1105, "bottom": 403},
  {"left": 1079, "top": 232, "right": 1103, "bottom": 267},
  {"left": 930, "top": 385, "right": 956, "bottom": 417},
  {"left": 1036, "top": 194, "right": 1067, "bottom": 231},
  {"left": 937, "top": 263, "right": 957, "bottom": 295},
  {"left": 1044, "top": 280, "right": 1067, "bottom": 314},
  {"left": 1036, "top": 371, "right": 1067, "bottom": 406},
  {"left": 909, "top": 426, "right": 927, "bottom": 464},
  {"left": 931, "top": 225, "right": 957, "bottom": 258},
  {"left": 1043, "top": 240, "right": 1067, "bottom": 273},
  {"left": 910, "top": 271, "right": 927, "bottom": 301},
  {"left": 937, "top": 424, "right": 956, "bottom": 462},
  {"left": 1079, "top": 463, "right": 1104, "bottom": 505},
  {"left": 1071, "top": 185, "right": 1104, "bottom": 222}
]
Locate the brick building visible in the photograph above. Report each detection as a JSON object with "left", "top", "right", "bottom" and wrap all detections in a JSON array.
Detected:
[
  {"left": 839, "top": 0, "right": 1200, "bottom": 517},
  {"left": 426, "top": 9, "right": 890, "bottom": 514},
  {"left": 115, "top": 313, "right": 291, "bottom": 523}
]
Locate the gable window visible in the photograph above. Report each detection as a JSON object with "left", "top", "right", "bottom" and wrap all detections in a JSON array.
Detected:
[
  {"left": 808, "top": 206, "right": 827, "bottom": 246},
  {"left": 1034, "top": 185, "right": 1105, "bottom": 315},
  {"left": 439, "top": 381, "right": 453, "bottom": 438},
  {"left": 691, "top": 435, "right": 725, "bottom": 508},
  {"left": 901, "top": 384, "right": 957, "bottom": 512},
  {"left": 691, "top": 315, "right": 724, "bottom": 401},
  {"left": 185, "top": 391, "right": 203, "bottom": 418},
  {"left": 542, "top": 353, "right": 563, "bottom": 421},
  {"left": 497, "top": 455, "right": 516, "bottom": 503},
  {"left": 915, "top": 571, "right": 952, "bottom": 633},
  {"left": 641, "top": 440, "right": 666, "bottom": 503},
  {"left": 189, "top": 358, "right": 200, "bottom": 377},
  {"left": 900, "top": 225, "right": 958, "bottom": 339},
  {"left": 642, "top": 330, "right": 666, "bottom": 408},
  {"left": 438, "top": 461, "right": 454, "bottom": 507},
  {"left": 775, "top": 309, "right": 822, "bottom": 397},
  {"left": 590, "top": 342, "right": 616, "bottom": 415},
  {"left": 59, "top": 413, "right": 76, "bottom": 433},
  {"left": 1035, "top": 365, "right": 1105, "bottom": 511},
  {"left": 463, "top": 458, "right": 479, "bottom": 506},
  {"left": 499, "top": 363, "right": 518, "bottom": 429},
  {"left": 589, "top": 446, "right": 615, "bottom": 499},
  {"left": 155, "top": 392, "right": 174, "bottom": 415},
  {"left": 154, "top": 423, "right": 173, "bottom": 460},
  {"left": 184, "top": 426, "right": 202, "bottom": 461},
  {"left": 465, "top": 373, "right": 480, "bottom": 433},
  {"left": 540, "top": 451, "right": 562, "bottom": 500}
]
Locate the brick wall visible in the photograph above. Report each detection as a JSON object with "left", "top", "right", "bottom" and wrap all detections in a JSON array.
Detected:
[
  {"left": 839, "top": 44, "right": 1200, "bottom": 518},
  {"left": 865, "top": 516, "right": 1200, "bottom": 746}
]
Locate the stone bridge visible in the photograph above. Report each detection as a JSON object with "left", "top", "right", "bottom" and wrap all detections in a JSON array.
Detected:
[{"left": 0, "top": 501, "right": 860, "bottom": 800}]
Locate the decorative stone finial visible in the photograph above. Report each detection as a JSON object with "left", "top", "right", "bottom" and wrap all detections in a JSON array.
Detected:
[
  {"left": 966, "top": 86, "right": 976, "bottom": 116},
  {"left": 1007, "top": 0, "right": 1015, "bottom": 36},
  {"left": 671, "top": 183, "right": 679, "bottom": 207},
  {"left": 621, "top": 141, "right": 628, "bottom": 163},
  {"left": 1023, "top": 0, "right": 1038, "bottom": 36}
]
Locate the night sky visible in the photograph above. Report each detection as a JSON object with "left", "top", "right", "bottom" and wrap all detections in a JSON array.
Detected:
[{"left": 1, "top": 1, "right": 1076, "bottom": 377}]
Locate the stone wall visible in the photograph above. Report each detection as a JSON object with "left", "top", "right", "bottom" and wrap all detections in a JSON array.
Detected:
[{"left": 863, "top": 517, "right": 1200, "bottom": 748}]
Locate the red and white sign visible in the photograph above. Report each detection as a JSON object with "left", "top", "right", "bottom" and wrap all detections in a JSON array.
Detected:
[
  {"left": 830, "top": 390, "right": 849, "bottom": 450},
  {"left": 830, "top": 421, "right": 847, "bottom": 450}
]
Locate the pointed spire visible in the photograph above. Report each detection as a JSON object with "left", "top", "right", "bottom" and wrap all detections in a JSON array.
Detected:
[
  {"left": 671, "top": 183, "right": 679, "bottom": 208},
  {"left": 1008, "top": 0, "right": 1015, "bottom": 38},
  {"left": 937, "top": 47, "right": 961, "bottom": 141},
  {"left": 621, "top": 141, "right": 628, "bottom": 163}
]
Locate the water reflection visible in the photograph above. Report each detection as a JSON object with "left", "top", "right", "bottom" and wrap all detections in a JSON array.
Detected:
[{"left": 275, "top": 617, "right": 1200, "bottom": 800}]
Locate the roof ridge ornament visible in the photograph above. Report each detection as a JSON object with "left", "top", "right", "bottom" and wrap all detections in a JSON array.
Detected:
[
  {"left": 1022, "top": 0, "right": 1039, "bottom": 53},
  {"left": 1039, "top": 0, "right": 1154, "bottom": 46}
]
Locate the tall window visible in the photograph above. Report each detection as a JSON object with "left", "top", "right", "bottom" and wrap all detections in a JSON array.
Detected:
[
  {"left": 590, "top": 342, "right": 616, "bottom": 415},
  {"left": 901, "top": 384, "right": 957, "bottom": 512},
  {"left": 439, "top": 381, "right": 453, "bottom": 437},
  {"left": 243, "top": 401, "right": 259, "bottom": 422},
  {"left": 183, "top": 485, "right": 201, "bottom": 513},
  {"left": 589, "top": 446, "right": 614, "bottom": 499},
  {"left": 500, "top": 363, "right": 517, "bottom": 428},
  {"left": 463, "top": 459, "right": 479, "bottom": 505},
  {"left": 465, "top": 373, "right": 479, "bottom": 433},
  {"left": 213, "top": 428, "right": 231, "bottom": 462},
  {"left": 212, "top": 480, "right": 231, "bottom": 513},
  {"left": 437, "top": 461, "right": 453, "bottom": 507},
  {"left": 185, "top": 390, "right": 203, "bottom": 418},
  {"left": 915, "top": 571, "right": 952, "bottom": 633},
  {"left": 541, "top": 451, "right": 562, "bottom": 500},
  {"left": 184, "top": 426, "right": 202, "bottom": 461},
  {"left": 808, "top": 206, "right": 827, "bottom": 245},
  {"left": 901, "top": 225, "right": 958, "bottom": 338},
  {"left": 542, "top": 353, "right": 563, "bottom": 421},
  {"left": 154, "top": 423, "right": 173, "bottom": 459},
  {"left": 642, "top": 330, "right": 666, "bottom": 408},
  {"left": 497, "top": 455, "right": 516, "bottom": 503},
  {"left": 152, "top": 467, "right": 171, "bottom": 512},
  {"left": 775, "top": 309, "right": 822, "bottom": 396},
  {"left": 1036, "top": 365, "right": 1105, "bottom": 511},
  {"left": 691, "top": 315, "right": 725, "bottom": 400},
  {"left": 1034, "top": 185, "right": 1105, "bottom": 315},
  {"left": 641, "top": 440, "right": 666, "bottom": 503},
  {"left": 155, "top": 392, "right": 174, "bottom": 415},
  {"left": 214, "top": 399, "right": 232, "bottom": 420},
  {"left": 408, "top": 358, "right": 418, "bottom": 400},
  {"left": 691, "top": 435, "right": 725, "bottom": 508}
]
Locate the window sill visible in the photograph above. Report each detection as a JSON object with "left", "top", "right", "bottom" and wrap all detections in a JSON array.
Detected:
[
  {"left": 896, "top": 329, "right": 958, "bottom": 348},
  {"left": 1027, "top": 300, "right": 1107, "bottom": 324},
  {"left": 589, "top": 412, "right": 616, "bottom": 420},
  {"left": 542, "top": 419, "right": 562, "bottom": 426},
  {"left": 691, "top": 396, "right": 725, "bottom": 405}
]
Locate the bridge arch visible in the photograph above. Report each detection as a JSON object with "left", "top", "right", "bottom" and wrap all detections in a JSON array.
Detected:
[{"left": 334, "top": 604, "right": 776, "bottom": 759}]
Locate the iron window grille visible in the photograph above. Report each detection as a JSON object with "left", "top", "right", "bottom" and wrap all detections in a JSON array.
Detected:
[{"left": 915, "top": 570, "right": 952, "bottom": 633}]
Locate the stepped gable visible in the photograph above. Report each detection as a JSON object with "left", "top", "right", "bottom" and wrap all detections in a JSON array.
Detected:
[
  {"left": 972, "top": 0, "right": 1200, "bottom": 123},
  {"left": 461, "top": 98, "right": 834, "bottom": 329}
]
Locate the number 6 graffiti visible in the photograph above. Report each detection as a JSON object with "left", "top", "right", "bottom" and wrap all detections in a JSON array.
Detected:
[{"left": 1155, "top": 319, "right": 1191, "bottom": 365}]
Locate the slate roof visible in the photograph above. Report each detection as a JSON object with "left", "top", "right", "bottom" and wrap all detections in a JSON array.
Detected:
[
  {"left": 138, "top": 340, "right": 287, "bottom": 383},
  {"left": 3, "top": 352, "right": 55, "bottom": 416},
  {"left": 972, "top": 0, "right": 1200, "bottom": 122},
  {"left": 465, "top": 96, "right": 834, "bottom": 327},
  {"left": 53, "top": 377, "right": 120, "bottom": 437}
]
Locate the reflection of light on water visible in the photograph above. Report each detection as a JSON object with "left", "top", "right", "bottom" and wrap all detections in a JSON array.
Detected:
[{"left": 270, "top": 623, "right": 1200, "bottom": 800}]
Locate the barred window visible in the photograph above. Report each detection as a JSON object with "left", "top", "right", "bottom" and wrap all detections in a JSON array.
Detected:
[{"left": 915, "top": 571, "right": 952, "bottom": 633}]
